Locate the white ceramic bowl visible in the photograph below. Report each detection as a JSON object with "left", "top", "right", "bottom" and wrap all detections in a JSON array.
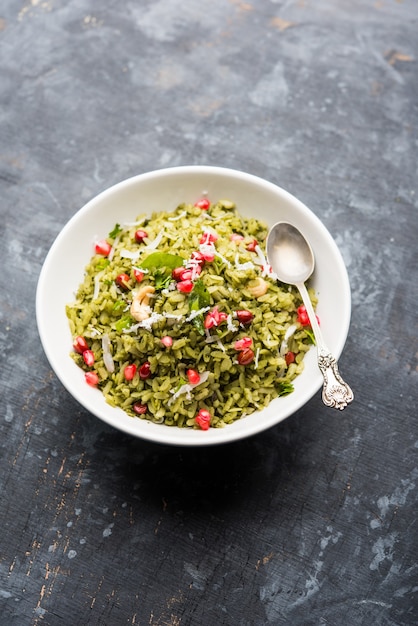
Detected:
[{"left": 36, "top": 166, "right": 351, "bottom": 446}]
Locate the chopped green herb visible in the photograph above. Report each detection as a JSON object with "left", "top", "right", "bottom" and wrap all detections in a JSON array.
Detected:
[
  {"left": 114, "top": 315, "right": 132, "bottom": 332},
  {"left": 154, "top": 269, "right": 172, "bottom": 291},
  {"left": 112, "top": 300, "right": 125, "bottom": 312},
  {"left": 140, "top": 252, "right": 184, "bottom": 292},
  {"left": 174, "top": 377, "right": 188, "bottom": 393},
  {"left": 96, "top": 258, "right": 110, "bottom": 271},
  {"left": 278, "top": 381, "right": 294, "bottom": 396},
  {"left": 190, "top": 279, "right": 211, "bottom": 308},
  {"left": 109, "top": 223, "right": 123, "bottom": 239},
  {"left": 189, "top": 279, "right": 211, "bottom": 335},
  {"left": 305, "top": 328, "right": 316, "bottom": 345}
]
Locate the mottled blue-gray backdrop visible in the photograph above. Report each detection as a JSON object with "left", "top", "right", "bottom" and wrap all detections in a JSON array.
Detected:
[{"left": 1, "top": 1, "right": 417, "bottom": 625}]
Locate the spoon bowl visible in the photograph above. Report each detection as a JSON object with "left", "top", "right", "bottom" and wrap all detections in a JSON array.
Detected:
[
  {"left": 267, "top": 222, "right": 354, "bottom": 411},
  {"left": 266, "top": 221, "right": 315, "bottom": 284}
]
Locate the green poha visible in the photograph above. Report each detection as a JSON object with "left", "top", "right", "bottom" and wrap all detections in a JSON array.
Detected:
[{"left": 66, "top": 198, "right": 316, "bottom": 429}]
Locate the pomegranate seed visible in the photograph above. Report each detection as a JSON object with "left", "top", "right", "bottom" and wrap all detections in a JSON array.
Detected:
[
  {"left": 211, "top": 306, "right": 220, "bottom": 324},
  {"left": 187, "top": 262, "right": 202, "bottom": 279},
  {"left": 191, "top": 251, "right": 205, "bottom": 265},
  {"left": 205, "top": 306, "right": 219, "bottom": 329},
  {"left": 95, "top": 240, "right": 112, "bottom": 256},
  {"left": 297, "top": 305, "right": 308, "bottom": 324},
  {"left": 234, "top": 337, "right": 253, "bottom": 351},
  {"left": 73, "top": 336, "right": 89, "bottom": 354},
  {"left": 134, "top": 229, "right": 148, "bottom": 243},
  {"left": 179, "top": 268, "right": 193, "bottom": 281},
  {"left": 124, "top": 364, "right": 137, "bottom": 381},
  {"left": 172, "top": 266, "right": 196, "bottom": 282},
  {"left": 216, "top": 307, "right": 227, "bottom": 322},
  {"left": 235, "top": 310, "right": 254, "bottom": 325},
  {"left": 133, "top": 268, "right": 144, "bottom": 282},
  {"left": 285, "top": 352, "right": 295, "bottom": 365},
  {"left": 246, "top": 239, "right": 258, "bottom": 252},
  {"left": 139, "top": 361, "right": 151, "bottom": 379},
  {"left": 204, "top": 313, "right": 215, "bottom": 329},
  {"left": 199, "top": 231, "right": 218, "bottom": 244},
  {"left": 172, "top": 266, "right": 185, "bottom": 281},
  {"left": 205, "top": 306, "right": 228, "bottom": 329},
  {"left": 200, "top": 248, "right": 215, "bottom": 263},
  {"left": 161, "top": 335, "right": 173, "bottom": 348},
  {"left": 132, "top": 402, "right": 147, "bottom": 415},
  {"left": 298, "top": 313, "right": 309, "bottom": 326},
  {"left": 187, "top": 369, "right": 200, "bottom": 385},
  {"left": 195, "top": 408, "right": 211, "bottom": 430},
  {"left": 230, "top": 233, "right": 244, "bottom": 242},
  {"left": 177, "top": 279, "right": 194, "bottom": 293},
  {"left": 297, "top": 305, "right": 319, "bottom": 326},
  {"left": 115, "top": 273, "right": 131, "bottom": 290},
  {"left": 237, "top": 348, "right": 255, "bottom": 365},
  {"left": 85, "top": 371, "right": 99, "bottom": 386},
  {"left": 198, "top": 408, "right": 211, "bottom": 420},
  {"left": 194, "top": 198, "right": 211, "bottom": 210},
  {"left": 83, "top": 349, "right": 95, "bottom": 366}
]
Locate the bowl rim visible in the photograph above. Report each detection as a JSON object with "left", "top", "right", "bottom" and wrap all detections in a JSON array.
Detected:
[{"left": 36, "top": 165, "right": 351, "bottom": 446}]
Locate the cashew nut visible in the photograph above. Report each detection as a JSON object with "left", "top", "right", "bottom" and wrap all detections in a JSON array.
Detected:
[
  {"left": 130, "top": 285, "right": 155, "bottom": 322},
  {"left": 247, "top": 277, "right": 268, "bottom": 298}
]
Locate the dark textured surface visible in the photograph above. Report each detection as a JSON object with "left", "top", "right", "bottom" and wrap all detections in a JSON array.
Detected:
[{"left": 1, "top": 1, "right": 417, "bottom": 624}]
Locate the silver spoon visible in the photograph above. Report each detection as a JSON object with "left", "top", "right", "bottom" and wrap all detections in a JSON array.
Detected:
[{"left": 266, "top": 221, "right": 353, "bottom": 410}]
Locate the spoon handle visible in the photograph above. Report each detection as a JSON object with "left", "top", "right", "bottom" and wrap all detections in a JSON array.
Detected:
[{"left": 297, "top": 282, "right": 354, "bottom": 410}]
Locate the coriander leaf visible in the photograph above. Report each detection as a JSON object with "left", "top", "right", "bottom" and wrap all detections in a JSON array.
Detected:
[
  {"left": 154, "top": 269, "right": 172, "bottom": 291},
  {"left": 140, "top": 252, "right": 184, "bottom": 270},
  {"left": 112, "top": 300, "right": 125, "bottom": 312},
  {"left": 304, "top": 328, "right": 316, "bottom": 345},
  {"left": 191, "top": 313, "right": 205, "bottom": 335},
  {"left": 114, "top": 315, "right": 132, "bottom": 332},
  {"left": 190, "top": 279, "right": 211, "bottom": 308},
  {"left": 109, "top": 223, "right": 123, "bottom": 239},
  {"left": 277, "top": 381, "right": 294, "bottom": 397},
  {"left": 174, "top": 377, "right": 188, "bottom": 393},
  {"left": 96, "top": 258, "right": 110, "bottom": 271},
  {"left": 189, "top": 279, "right": 211, "bottom": 335},
  {"left": 140, "top": 252, "right": 184, "bottom": 292}
]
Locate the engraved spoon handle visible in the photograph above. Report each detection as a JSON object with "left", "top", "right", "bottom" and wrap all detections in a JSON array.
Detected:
[{"left": 297, "top": 282, "right": 354, "bottom": 410}]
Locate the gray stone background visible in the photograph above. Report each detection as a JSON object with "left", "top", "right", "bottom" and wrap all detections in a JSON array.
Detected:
[{"left": 1, "top": 1, "right": 417, "bottom": 624}]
